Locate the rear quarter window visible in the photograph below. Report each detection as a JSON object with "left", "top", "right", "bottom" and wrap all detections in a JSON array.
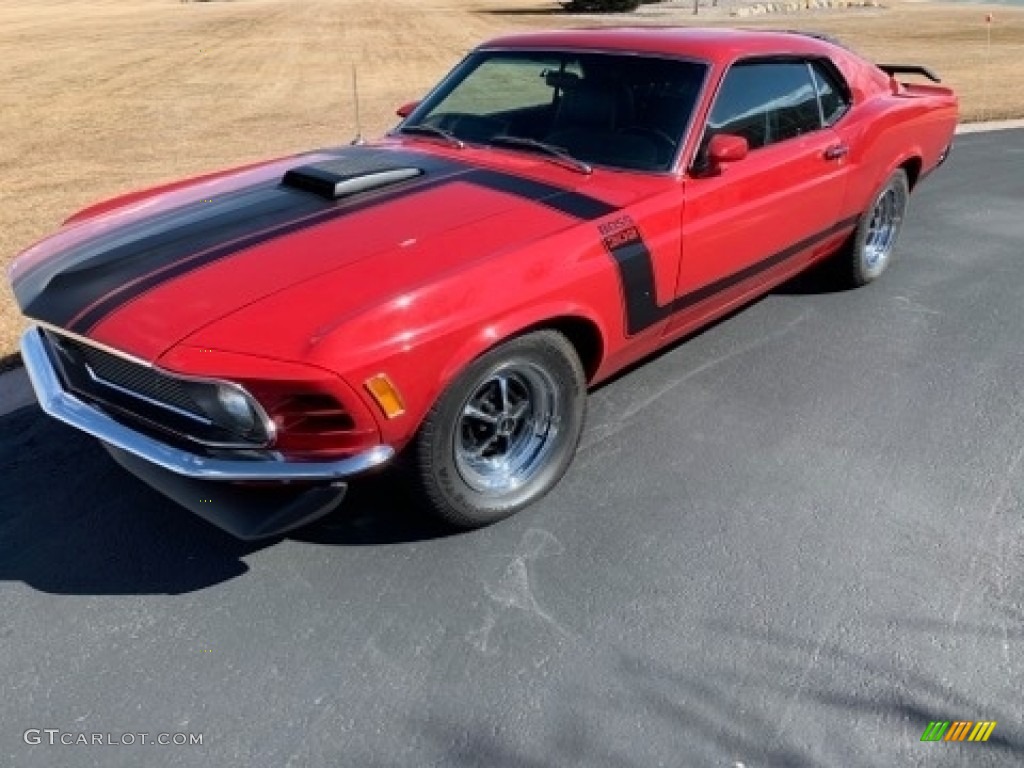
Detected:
[{"left": 810, "top": 60, "right": 852, "bottom": 126}]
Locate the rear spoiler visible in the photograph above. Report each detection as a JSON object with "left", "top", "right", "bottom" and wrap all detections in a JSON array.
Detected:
[{"left": 878, "top": 64, "right": 942, "bottom": 83}]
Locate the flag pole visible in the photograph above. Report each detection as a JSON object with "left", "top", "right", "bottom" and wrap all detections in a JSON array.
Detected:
[{"left": 983, "top": 14, "right": 993, "bottom": 120}]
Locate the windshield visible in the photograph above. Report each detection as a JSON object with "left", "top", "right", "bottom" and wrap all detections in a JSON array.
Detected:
[{"left": 401, "top": 50, "right": 708, "bottom": 173}]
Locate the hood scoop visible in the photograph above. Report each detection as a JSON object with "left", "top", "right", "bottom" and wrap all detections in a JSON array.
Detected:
[{"left": 282, "top": 154, "right": 424, "bottom": 200}]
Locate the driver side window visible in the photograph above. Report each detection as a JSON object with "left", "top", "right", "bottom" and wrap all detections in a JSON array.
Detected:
[{"left": 703, "top": 61, "right": 823, "bottom": 153}]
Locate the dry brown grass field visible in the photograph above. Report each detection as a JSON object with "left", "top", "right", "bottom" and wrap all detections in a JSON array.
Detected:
[{"left": 2, "top": 0, "right": 1022, "bottom": 363}]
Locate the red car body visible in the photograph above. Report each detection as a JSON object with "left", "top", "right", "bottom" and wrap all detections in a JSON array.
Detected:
[{"left": 11, "top": 28, "right": 957, "bottom": 538}]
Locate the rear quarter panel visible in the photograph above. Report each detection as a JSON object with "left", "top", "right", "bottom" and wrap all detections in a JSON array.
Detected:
[{"left": 833, "top": 52, "right": 958, "bottom": 217}]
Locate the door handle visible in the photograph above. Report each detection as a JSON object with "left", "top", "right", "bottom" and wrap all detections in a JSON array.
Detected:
[{"left": 824, "top": 144, "right": 849, "bottom": 161}]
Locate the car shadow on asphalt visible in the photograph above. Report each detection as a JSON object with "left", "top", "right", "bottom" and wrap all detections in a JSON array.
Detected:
[
  {"left": 0, "top": 404, "right": 451, "bottom": 595},
  {"left": 587, "top": 258, "right": 853, "bottom": 396},
  {"left": 772, "top": 257, "right": 857, "bottom": 296},
  {"left": 291, "top": 470, "right": 456, "bottom": 547},
  {"left": 0, "top": 404, "right": 270, "bottom": 594}
]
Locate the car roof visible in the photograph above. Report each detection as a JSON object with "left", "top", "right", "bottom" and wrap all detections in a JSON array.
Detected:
[{"left": 479, "top": 26, "right": 841, "bottom": 64}]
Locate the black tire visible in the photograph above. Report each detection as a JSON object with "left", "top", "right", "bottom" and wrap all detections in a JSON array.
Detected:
[
  {"left": 414, "top": 330, "right": 587, "bottom": 529},
  {"left": 837, "top": 168, "right": 910, "bottom": 287}
]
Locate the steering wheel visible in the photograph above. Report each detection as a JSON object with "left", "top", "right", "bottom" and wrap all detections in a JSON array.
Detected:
[
  {"left": 620, "top": 125, "right": 677, "bottom": 151},
  {"left": 618, "top": 126, "right": 678, "bottom": 167}
]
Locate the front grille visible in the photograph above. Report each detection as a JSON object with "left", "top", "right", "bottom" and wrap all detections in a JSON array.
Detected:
[
  {"left": 43, "top": 330, "right": 267, "bottom": 449},
  {"left": 70, "top": 339, "right": 207, "bottom": 420}
]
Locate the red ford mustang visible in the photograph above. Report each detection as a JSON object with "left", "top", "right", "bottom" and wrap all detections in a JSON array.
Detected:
[{"left": 11, "top": 28, "right": 957, "bottom": 539}]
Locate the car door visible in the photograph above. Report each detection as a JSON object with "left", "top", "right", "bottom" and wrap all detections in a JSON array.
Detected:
[{"left": 666, "top": 59, "right": 851, "bottom": 335}]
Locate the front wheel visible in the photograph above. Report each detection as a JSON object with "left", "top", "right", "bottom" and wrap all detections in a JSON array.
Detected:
[
  {"left": 414, "top": 330, "right": 587, "bottom": 529},
  {"left": 838, "top": 168, "right": 910, "bottom": 287}
]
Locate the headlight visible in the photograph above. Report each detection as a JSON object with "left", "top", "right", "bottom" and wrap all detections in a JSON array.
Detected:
[
  {"left": 184, "top": 381, "right": 270, "bottom": 443},
  {"left": 214, "top": 385, "right": 258, "bottom": 433}
]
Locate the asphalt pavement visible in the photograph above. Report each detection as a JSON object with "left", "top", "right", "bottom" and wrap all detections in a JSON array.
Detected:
[{"left": 2, "top": 129, "right": 1023, "bottom": 768}]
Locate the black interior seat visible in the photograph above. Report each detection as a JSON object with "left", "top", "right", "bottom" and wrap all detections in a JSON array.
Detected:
[
  {"left": 545, "top": 80, "right": 657, "bottom": 170},
  {"left": 549, "top": 81, "right": 621, "bottom": 135}
]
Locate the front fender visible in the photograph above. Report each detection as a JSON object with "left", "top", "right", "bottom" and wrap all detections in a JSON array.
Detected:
[
  {"left": 311, "top": 295, "right": 611, "bottom": 450},
  {"left": 356, "top": 304, "right": 607, "bottom": 449},
  {"left": 434, "top": 303, "right": 609, "bottom": 394}
]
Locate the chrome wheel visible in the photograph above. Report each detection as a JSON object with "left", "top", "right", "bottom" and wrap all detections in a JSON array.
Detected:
[
  {"left": 415, "top": 330, "right": 586, "bottom": 528},
  {"left": 863, "top": 182, "right": 906, "bottom": 271},
  {"left": 837, "top": 169, "right": 911, "bottom": 288},
  {"left": 454, "top": 363, "right": 561, "bottom": 495}
]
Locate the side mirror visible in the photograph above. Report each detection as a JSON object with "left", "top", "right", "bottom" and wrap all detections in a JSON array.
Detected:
[
  {"left": 396, "top": 101, "right": 421, "bottom": 119},
  {"left": 707, "top": 133, "right": 749, "bottom": 166}
]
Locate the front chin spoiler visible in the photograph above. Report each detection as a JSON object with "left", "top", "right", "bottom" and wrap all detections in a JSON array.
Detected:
[{"left": 106, "top": 445, "right": 348, "bottom": 540}]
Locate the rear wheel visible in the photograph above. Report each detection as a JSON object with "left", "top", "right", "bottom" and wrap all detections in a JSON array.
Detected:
[
  {"left": 414, "top": 330, "right": 586, "bottom": 529},
  {"left": 839, "top": 168, "right": 910, "bottom": 287}
]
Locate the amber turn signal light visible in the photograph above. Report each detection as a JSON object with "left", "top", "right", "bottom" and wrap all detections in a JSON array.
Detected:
[{"left": 364, "top": 373, "right": 406, "bottom": 419}]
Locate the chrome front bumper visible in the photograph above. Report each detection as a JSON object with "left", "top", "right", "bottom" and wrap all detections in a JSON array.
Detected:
[{"left": 21, "top": 327, "right": 395, "bottom": 538}]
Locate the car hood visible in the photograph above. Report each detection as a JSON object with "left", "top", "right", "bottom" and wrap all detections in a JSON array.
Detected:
[{"left": 11, "top": 142, "right": 624, "bottom": 363}]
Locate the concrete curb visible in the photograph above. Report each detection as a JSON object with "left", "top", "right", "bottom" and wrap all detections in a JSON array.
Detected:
[
  {"left": 0, "top": 119, "right": 1021, "bottom": 417},
  {"left": 956, "top": 118, "right": 1024, "bottom": 135}
]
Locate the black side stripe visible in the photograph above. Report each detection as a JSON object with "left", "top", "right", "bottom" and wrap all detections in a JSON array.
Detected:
[{"left": 604, "top": 214, "right": 860, "bottom": 336}]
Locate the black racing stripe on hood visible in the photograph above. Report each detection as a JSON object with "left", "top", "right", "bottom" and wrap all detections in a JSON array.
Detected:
[
  {"left": 14, "top": 180, "right": 281, "bottom": 306},
  {"left": 15, "top": 148, "right": 619, "bottom": 336},
  {"left": 12, "top": 146, "right": 366, "bottom": 297},
  {"left": 23, "top": 186, "right": 325, "bottom": 331},
  {"left": 17, "top": 150, "right": 467, "bottom": 333},
  {"left": 66, "top": 170, "right": 466, "bottom": 334}
]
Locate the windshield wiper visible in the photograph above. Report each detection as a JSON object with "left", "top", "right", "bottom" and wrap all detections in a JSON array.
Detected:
[
  {"left": 488, "top": 135, "right": 592, "bottom": 175},
  {"left": 400, "top": 124, "right": 465, "bottom": 149}
]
